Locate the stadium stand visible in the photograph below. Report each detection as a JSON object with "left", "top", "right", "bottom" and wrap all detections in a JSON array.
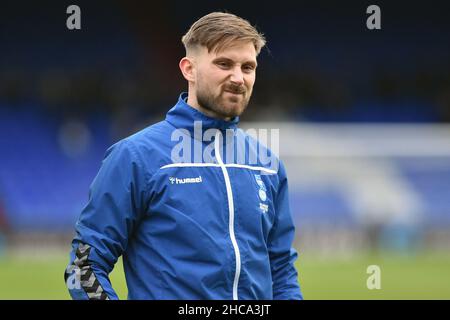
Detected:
[{"left": 0, "top": 1, "right": 449, "bottom": 255}]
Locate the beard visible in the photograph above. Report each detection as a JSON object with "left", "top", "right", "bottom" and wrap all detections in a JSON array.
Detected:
[{"left": 196, "top": 82, "right": 252, "bottom": 120}]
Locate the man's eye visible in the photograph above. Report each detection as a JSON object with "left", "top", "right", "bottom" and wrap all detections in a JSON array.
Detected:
[
  {"left": 217, "top": 61, "right": 230, "bottom": 68},
  {"left": 243, "top": 65, "right": 255, "bottom": 72}
]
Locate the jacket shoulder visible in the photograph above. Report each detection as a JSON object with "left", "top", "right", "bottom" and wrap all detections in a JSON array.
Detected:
[
  {"left": 235, "top": 128, "right": 282, "bottom": 174},
  {"left": 109, "top": 120, "right": 175, "bottom": 174}
]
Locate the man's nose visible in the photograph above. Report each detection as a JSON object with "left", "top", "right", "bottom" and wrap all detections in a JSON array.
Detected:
[{"left": 230, "top": 67, "right": 244, "bottom": 85}]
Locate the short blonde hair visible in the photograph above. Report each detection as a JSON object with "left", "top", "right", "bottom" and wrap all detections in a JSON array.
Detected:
[{"left": 181, "top": 12, "right": 266, "bottom": 55}]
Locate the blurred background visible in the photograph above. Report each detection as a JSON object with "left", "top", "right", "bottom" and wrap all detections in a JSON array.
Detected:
[{"left": 1, "top": 0, "right": 450, "bottom": 299}]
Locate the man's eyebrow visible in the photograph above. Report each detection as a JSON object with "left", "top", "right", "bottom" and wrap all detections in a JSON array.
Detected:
[{"left": 212, "top": 57, "right": 258, "bottom": 67}]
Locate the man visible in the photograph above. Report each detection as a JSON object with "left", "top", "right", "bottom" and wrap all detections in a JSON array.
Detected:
[{"left": 65, "top": 12, "right": 302, "bottom": 300}]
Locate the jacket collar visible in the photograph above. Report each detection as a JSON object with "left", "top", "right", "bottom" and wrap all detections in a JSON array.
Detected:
[{"left": 165, "top": 92, "right": 240, "bottom": 135}]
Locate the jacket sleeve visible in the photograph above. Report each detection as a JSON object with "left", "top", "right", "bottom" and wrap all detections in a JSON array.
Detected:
[
  {"left": 64, "top": 139, "right": 150, "bottom": 300},
  {"left": 268, "top": 161, "right": 303, "bottom": 300}
]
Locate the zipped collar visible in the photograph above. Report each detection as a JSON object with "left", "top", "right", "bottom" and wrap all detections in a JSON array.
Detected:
[{"left": 165, "top": 92, "right": 240, "bottom": 136}]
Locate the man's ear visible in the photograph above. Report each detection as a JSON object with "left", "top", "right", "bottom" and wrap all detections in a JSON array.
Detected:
[{"left": 179, "top": 57, "right": 196, "bottom": 82}]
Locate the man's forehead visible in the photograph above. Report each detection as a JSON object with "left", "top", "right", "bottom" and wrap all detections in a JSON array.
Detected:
[{"left": 208, "top": 42, "right": 257, "bottom": 62}]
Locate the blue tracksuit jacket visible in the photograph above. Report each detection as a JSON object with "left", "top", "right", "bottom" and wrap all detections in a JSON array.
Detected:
[{"left": 64, "top": 92, "right": 302, "bottom": 300}]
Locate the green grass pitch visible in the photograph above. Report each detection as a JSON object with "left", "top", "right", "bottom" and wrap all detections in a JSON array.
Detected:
[{"left": 1, "top": 251, "right": 449, "bottom": 299}]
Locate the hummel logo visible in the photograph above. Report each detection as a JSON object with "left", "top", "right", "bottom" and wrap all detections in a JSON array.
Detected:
[{"left": 169, "top": 176, "right": 203, "bottom": 185}]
